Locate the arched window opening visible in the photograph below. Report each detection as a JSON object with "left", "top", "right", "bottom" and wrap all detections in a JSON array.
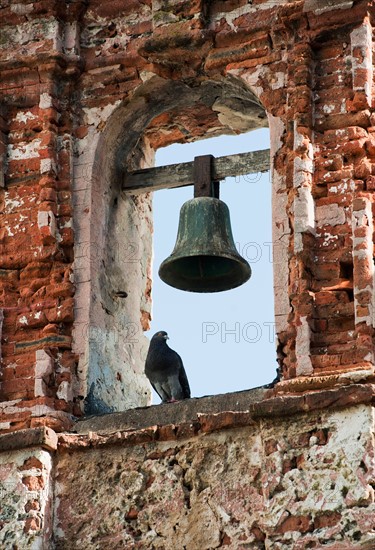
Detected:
[
  {"left": 78, "top": 75, "right": 280, "bottom": 414},
  {"left": 146, "top": 128, "right": 276, "bottom": 401}
]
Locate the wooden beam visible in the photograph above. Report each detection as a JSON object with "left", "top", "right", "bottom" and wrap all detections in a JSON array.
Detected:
[{"left": 122, "top": 149, "right": 270, "bottom": 194}]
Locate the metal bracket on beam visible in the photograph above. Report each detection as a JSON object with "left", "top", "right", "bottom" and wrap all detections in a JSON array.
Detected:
[{"left": 193, "top": 155, "right": 220, "bottom": 199}]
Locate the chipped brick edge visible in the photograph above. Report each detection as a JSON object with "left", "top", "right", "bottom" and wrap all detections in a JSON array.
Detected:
[{"left": 0, "top": 426, "right": 57, "bottom": 452}]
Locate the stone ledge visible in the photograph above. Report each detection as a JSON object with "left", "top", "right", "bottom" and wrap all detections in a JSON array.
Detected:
[
  {"left": 59, "top": 383, "right": 375, "bottom": 450},
  {"left": 0, "top": 426, "right": 58, "bottom": 453},
  {"left": 74, "top": 386, "right": 268, "bottom": 435}
]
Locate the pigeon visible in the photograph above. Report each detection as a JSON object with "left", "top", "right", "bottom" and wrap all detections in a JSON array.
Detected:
[{"left": 145, "top": 331, "right": 191, "bottom": 403}]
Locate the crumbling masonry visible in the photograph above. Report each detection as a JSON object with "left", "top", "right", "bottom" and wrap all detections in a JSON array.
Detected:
[{"left": 1, "top": 0, "right": 375, "bottom": 547}]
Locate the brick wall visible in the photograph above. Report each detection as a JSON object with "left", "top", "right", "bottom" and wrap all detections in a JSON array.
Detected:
[{"left": 0, "top": 0, "right": 373, "bottom": 431}]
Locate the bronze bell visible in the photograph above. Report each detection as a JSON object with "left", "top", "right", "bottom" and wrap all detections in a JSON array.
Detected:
[{"left": 158, "top": 155, "right": 252, "bottom": 293}]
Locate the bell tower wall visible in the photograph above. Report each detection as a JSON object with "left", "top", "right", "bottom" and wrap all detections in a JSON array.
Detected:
[{"left": 0, "top": 1, "right": 375, "bottom": 547}]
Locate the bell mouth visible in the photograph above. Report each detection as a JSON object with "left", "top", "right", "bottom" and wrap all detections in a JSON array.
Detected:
[{"left": 159, "top": 253, "right": 251, "bottom": 293}]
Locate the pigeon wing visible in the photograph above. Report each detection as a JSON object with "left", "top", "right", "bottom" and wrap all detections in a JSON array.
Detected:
[
  {"left": 150, "top": 380, "right": 171, "bottom": 403},
  {"left": 145, "top": 345, "right": 175, "bottom": 402},
  {"left": 177, "top": 355, "right": 191, "bottom": 399}
]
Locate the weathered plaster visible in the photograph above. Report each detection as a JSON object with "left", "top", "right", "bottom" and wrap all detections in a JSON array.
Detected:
[
  {"left": 0, "top": 448, "right": 53, "bottom": 549},
  {"left": 351, "top": 19, "right": 373, "bottom": 104},
  {"left": 53, "top": 403, "right": 375, "bottom": 549},
  {"left": 268, "top": 114, "right": 290, "bottom": 336}
]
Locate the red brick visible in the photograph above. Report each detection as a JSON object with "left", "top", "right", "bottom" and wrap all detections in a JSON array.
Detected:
[
  {"left": 24, "top": 516, "right": 41, "bottom": 533},
  {"left": 314, "top": 511, "right": 342, "bottom": 530},
  {"left": 22, "top": 475, "right": 45, "bottom": 491},
  {"left": 264, "top": 439, "right": 278, "bottom": 455},
  {"left": 278, "top": 514, "right": 312, "bottom": 534},
  {"left": 25, "top": 499, "right": 41, "bottom": 512},
  {"left": 19, "top": 457, "right": 43, "bottom": 471}
]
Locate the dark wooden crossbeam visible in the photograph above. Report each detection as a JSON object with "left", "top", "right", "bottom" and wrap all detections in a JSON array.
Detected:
[{"left": 123, "top": 149, "right": 270, "bottom": 194}]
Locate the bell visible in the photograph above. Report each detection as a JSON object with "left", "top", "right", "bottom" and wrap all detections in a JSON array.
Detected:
[{"left": 159, "top": 196, "right": 251, "bottom": 292}]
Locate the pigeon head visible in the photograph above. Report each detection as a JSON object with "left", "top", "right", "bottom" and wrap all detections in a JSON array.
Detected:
[{"left": 152, "top": 331, "right": 169, "bottom": 342}]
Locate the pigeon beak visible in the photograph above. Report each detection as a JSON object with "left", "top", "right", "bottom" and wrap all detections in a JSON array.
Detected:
[{"left": 164, "top": 335, "right": 169, "bottom": 340}]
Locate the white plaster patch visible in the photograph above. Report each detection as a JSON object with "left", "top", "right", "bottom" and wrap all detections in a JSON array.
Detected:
[
  {"left": 210, "top": 0, "right": 289, "bottom": 30},
  {"left": 351, "top": 22, "right": 372, "bottom": 70},
  {"left": 57, "top": 381, "right": 73, "bottom": 402},
  {"left": 293, "top": 156, "right": 314, "bottom": 187},
  {"left": 53, "top": 527, "right": 66, "bottom": 540},
  {"left": 15, "top": 111, "right": 38, "bottom": 124},
  {"left": 7, "top": 139, "right": 42, "bottom": 161},
  {"left": 0, "top": 422, "right": 11, "bottom": 430},
  {"left": 74, "top": 127, "right": 98, "bottom": 157},
  {"left": 59, "top": 219, "right": 72, "bottom": 229},
  {"left": 268, "top": 114, "right": 285, "bottom": 156},
  {"left": 294, "top": 232, "right": 303, "bottom": 254},
  {"left": 354, "top": 283, "right": 374, "bottom": 327},
  {"left": 39, "top": 93, "right": 53, "bottom": 109},
  {"left": 322, "top": 233, "right": 339, "bottom": 247},
  {"left": 37, "top": 211, "right": 56, "bottom": 237},
  {"left": 323, "top": 104, "right": 335, "bottom": 114},
  {"left": 63, "top": 21, "right": 79, "bottom": 53},
  {"left": 35, "top": 378, "right": 48, "bottom": 397},
  {"left": 35, "top": 349, "right": 53, "bottom": 378},
  {"left": 294, "top": 187, "right": 315, "bottom": 234},
  {"left": 140, "top": 69, "right": 158, "bottom": 83},
  {"left": 40, "top": 158, "right": 57, "bottom": 174},
  {"left": 352, "top": 211, "right": 369, "bottom": 228},
  {"left": 303, "top": 0, "right": 353, "bottom": 14},
  {"left": 213, "top": 99, "right": 263, "bottom": 133},
  {"left": 278, "top": 406, "right": 373, "bottom": 520},
  {"left": 35, "top": 350, "right": 54, "bottom": 398},
  {"left": 316, "top": 204, "right": 346, "bottom": 227},
  {"left": 237, "top": 65, "right": 264, "bottom": 100},
  {"left": 352, "top": 199, "right": 374, "bottom": 327},
  {"left": 294, "top": 126, "right": 305, "bottom": 151},
  {"left": 273, "top": 191, "right": 291, "bottom": 330},
  {"left": 270, "top": 72, "right": 285, "bottom": 90},
  {"left": 327, "top": 405, "right": 372, "bottom": 464},
  {"left": 350, "top": 21, "right": 373, "bottom": 105},
  {"left": 340, "top": 97, "right": 347, "bottom": 113},
  {"left": 295, "top": 316, "right": 313, "bottom": 376},
  {"left": 340, "top": 367, "right": 374, "bottom": 382},
  {"left": 83, "top": 101, "right": 121, "bottom": 127},
  {"left": 10, "top": 3, "right": 33, "bottom": 14},
  {"left": 353, "top": 249, "right": 370, "bottom": 261}
]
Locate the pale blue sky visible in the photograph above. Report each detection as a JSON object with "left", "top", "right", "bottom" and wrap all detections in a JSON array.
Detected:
[{"left": 145, "top": 128, "right": 277, "bottom": 401}]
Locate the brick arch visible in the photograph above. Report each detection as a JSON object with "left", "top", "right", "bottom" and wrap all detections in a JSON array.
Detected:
[{"left": 73, "top": 74, "right": 270, "bottom": 414}]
